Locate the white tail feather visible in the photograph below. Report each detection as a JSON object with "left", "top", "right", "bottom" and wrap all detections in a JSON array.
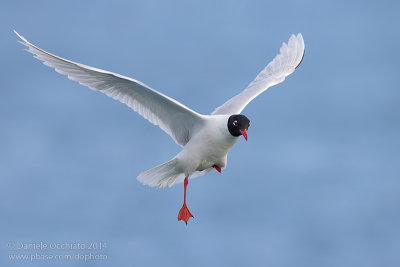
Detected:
[
  {"left": 137, "top": 159, "right": 184, "bottom": 188},
  {"left": 137, "top": 158, "right": 215, "bottom": 188}
]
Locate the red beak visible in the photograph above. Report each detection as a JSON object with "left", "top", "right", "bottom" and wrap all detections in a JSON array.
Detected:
[{"left": 239, "top": 129, "right": 248, "bottom": 141}]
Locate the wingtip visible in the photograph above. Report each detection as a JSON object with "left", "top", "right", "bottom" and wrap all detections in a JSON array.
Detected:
[
  {"left": 297, "top": 33, "right": 304, "bottom": 46},
  {"left": 289, "top": 33, "right": 305, "bottom": 69},
  {"left": 13, "top": 30, "right": 28, "bottom": 43},
  {"left": 291, "top": 33, "right": 304, "bottom": 44},
  {"left": 296, "top": 33, "right": 305, "bottom": 69},
  {"left": 295, "top": 48, "right": 305, "bottom": 69}
]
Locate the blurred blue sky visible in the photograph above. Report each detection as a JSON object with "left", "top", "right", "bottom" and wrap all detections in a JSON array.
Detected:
[{"left": 1, "top": 0, "right": 400, "bottom": 266}]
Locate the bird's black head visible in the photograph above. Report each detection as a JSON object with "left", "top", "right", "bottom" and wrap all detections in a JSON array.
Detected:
[{"left": 227, "top": 114, "right": 250, "bottom": 141}]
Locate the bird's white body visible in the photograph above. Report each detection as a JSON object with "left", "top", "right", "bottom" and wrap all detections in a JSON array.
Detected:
[
  {"left": 177, "top": 115, "right": 237, "bottom": 173},
  {"left": 15, "top": 30, "right": 305, "bottom": 190},
  {"left": 137, "top": 115, "right": 239, "bottom": 187}
]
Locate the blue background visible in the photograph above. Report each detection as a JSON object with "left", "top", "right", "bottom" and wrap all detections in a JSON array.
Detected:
[{"left": 1, "top": 0, "right": 399, "bottom": 266}]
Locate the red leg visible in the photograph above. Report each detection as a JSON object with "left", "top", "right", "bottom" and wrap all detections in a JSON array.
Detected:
[
  {"left": 178, "top": 176, "right": 194, "bottom": 225},
  {"left": 212, "top": 165, "right": 221, "bottom": 173}
]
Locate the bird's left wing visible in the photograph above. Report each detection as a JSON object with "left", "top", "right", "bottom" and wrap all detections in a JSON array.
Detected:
[
  {"left": 212, "top": 33, "right": 304, "bottom": 115},
  {"left": 15, "top": 31, "right": 203, "bottom": 146}
]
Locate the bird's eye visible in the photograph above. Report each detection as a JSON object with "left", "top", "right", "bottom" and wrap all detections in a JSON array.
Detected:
[{"left": 233, "top": 120, "right": 238, "bottom": 126}]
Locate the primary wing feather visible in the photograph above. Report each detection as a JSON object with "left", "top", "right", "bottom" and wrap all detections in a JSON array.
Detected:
[
  {"left": 212, "top": 33, "right": 304, "bottom": 115},
  {"left": 15, "top": 31, "right": 203, "bottom": 146}
]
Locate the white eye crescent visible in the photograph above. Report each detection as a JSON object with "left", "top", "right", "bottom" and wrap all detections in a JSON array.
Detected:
[{"left": 233, "top": 120, "right": 238, "bottom": 126}]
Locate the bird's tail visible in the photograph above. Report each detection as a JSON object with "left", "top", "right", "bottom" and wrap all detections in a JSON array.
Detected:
[{"left": 137, "top": 158, "right": 185, "bottom": 188}]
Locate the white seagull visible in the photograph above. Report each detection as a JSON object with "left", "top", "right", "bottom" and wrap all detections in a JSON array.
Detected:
[{"left": 15, "top": 31, "right": 305, "bottom": 224}]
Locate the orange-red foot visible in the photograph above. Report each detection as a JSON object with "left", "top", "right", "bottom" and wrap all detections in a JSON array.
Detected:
[
  {"left": 212, "top": 165, "right": 221, "bottom": 173},
  {"left": 178, "top": 203, "right": 194, "bottom": 225}
]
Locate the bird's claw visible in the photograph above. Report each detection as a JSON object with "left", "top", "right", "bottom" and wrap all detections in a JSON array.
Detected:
[{"left": 178, "top": 203, "right": 194, "bottom": 225}]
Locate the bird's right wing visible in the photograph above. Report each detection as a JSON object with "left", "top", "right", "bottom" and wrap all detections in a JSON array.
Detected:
[
  {"left": 15, "top": 31, "right": 204, "bottom": 146},
  {"left": 212, "top": 33, "right": 304, "bottom": 115}
]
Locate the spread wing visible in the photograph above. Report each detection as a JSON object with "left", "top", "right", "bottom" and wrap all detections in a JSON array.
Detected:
[
  {"left": 212, "top": 33, "right": 305, "bottom": 115},
  {"left": 15, "top": 31, "right": 204, "bottom": 147}
]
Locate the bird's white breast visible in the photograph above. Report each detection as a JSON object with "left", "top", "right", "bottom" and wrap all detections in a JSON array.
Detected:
[{"left": 175, "top": 115, "right": 239, "bottom": 174}]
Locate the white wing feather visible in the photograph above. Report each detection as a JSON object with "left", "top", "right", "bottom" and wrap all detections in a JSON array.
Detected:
[
  {"left": 212, "top": 33, "right": 305, "bottom": 115},
  {"left": 15, "top": 31, "right": 203, "bottom": 146}
]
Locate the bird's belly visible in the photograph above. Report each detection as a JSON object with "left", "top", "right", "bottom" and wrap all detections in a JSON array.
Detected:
[{"left": 177, "top": 131, "right": 238, "bottom": 173}]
